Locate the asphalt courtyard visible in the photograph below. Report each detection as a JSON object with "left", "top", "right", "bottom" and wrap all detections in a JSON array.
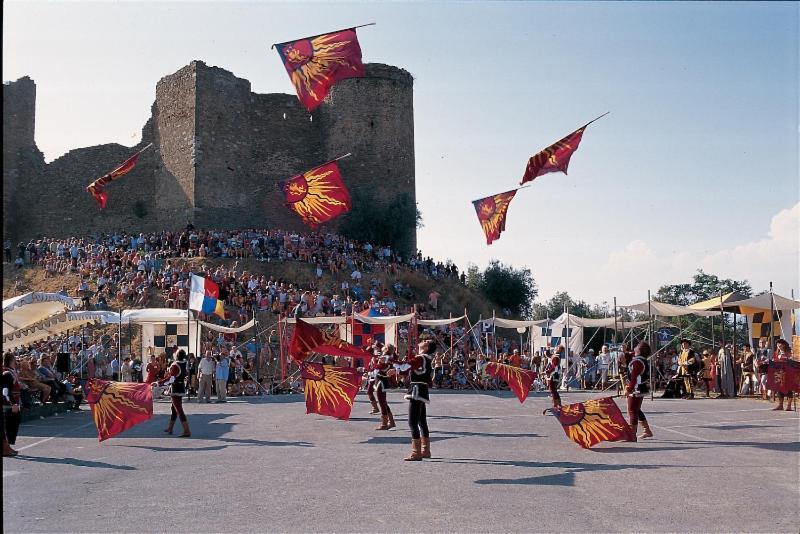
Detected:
[{"left": 3, "top": 390, "right": 798, "bottom": 533}]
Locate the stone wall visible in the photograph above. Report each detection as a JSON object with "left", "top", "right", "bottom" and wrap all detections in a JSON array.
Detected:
[{"left": 2, "top": 60, "right": 416, "bottom": 249}]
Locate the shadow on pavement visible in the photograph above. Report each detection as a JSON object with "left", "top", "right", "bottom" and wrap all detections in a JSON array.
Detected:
[
  {"left": 360, "top": 435, "right": 457, "bottom": 444},
  {"left": 13, "top": 455, "right": 136, "bottom": 470}
]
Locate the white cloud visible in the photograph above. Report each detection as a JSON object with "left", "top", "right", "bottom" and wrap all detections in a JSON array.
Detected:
[{"left": 586, "top": 202, "right": 800, "bottom": 304}]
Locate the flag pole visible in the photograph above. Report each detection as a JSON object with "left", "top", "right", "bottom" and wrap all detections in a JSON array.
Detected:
[
  {"left": 769, "top": 282, "right": 775, "bottom": 353},
  {"left": 271, "top": 23, "right": 376, "bottom": 49},
  {"left": 648, "top": 291, "right": 653, "bottom": 400},
  {"left": 583, "top": 111, "right": 610, "bottom": 127}
]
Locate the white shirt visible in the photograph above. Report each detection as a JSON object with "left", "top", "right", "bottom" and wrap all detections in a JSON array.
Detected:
[{"left": 198, "top": 357, "right": 216, "bottom": 375}]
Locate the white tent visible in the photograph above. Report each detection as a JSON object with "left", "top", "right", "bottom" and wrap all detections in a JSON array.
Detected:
[
  {"left": 721, "top": 293, "right": 800, "bottom": 313},
  {"left": 2, "top": 311, "right": 118, "bottom": 350},
  {"left": 622, "top": 300, "right": 718, "bottom": 317},
  {"left": 2, "top": 292, "right": 79, "bottom": 336}
]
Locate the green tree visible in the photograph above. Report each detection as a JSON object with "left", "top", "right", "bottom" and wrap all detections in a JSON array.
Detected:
[
  {"left": 531, "top": 291, "right": 607, "bottom": 320},
  {"left": 478, "top": 260, "right": 538, "bottom": 317},
  {"left": 337, "top": 190, "right": 422, "bottom": 258},
  {"left": 465, "top": 263, "right": 483, "bottom": 291}
]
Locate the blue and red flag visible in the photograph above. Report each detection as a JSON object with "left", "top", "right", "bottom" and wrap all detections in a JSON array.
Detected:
[{"left": 189, "top": 274, "right": 225, "bottom": 319}]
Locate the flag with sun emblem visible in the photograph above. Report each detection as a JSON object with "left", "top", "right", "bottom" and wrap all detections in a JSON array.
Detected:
[
  {"left": 275, "top": 28, "right": 365, "bottom": 112},
  {"left": 301, "top": 361, "right": 363, "bottom": 420},
  {"left": 766, "top": 360, "right": 800, "bottom": 395},
  {"left": 549, "top": 396, "right": 634, "bottom": 449},
  {"left": 281, "top": 161, "right": 352, "bottom": 228},
  {"left": 86, "top": 143, "right": 152, "bottom": 209},
  {"left": 289, "top": 318, "right": 372, "bottom": 363},
  {"left": 483, "top": 362, "right": 536, "bottom": 403},
  {"left": 85, "top": 379, "right": 153, "bottom": 441},
  {"left": 520, "top": 113, "right": 607, "bottom": 185},
  {"left": 472, "top": 189, "right": 518, "bottom": 245}
]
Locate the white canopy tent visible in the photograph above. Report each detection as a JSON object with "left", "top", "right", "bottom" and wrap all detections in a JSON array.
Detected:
[
  {"left": 2, "top": 292, "right": 80, "bottom": 336},
  {"left": 621, "top": 300, "right": 718, "bottom": 317},
  {"left": 2, "top": 311, "right": 118, "bottom": 351}
]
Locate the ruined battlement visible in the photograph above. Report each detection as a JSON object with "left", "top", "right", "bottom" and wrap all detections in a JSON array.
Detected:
[{"left": 2, "top": 61, "right": 415, "bottom": 250}]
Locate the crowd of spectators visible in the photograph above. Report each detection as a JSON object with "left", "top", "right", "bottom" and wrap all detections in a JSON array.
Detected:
[{"left": 7, "top": 228, "right": 465, "bottom": 325}]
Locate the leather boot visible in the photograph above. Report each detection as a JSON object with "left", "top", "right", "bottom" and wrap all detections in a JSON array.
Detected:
[
  {"left": 421, "top": 437, "right": 431, "bottom": 459},
  {"left": 2, "top": 437, "right": 18, "bottom": 457},
  {"left": 369, "top": 400, "right": 379, "bottom": 415},
  {"left": 387, "top": 412, "right": 396, "bottom": 429},
  {"left": 786, "top": 396, "right": 795, "bottom": 411},
  {"left": 376, "top": 415, "right": 390, "bottom": 430},
  {"left": 628, "top": 423, "right": 638, "bottom": 442},
  {"left": 639, "top": 421, "right": 654, "bottom": 439},
  {"left": 772, "top": 399, "right": 784, "bottom": 411},
  {"left": 404, "top": 439, "right": 422, "bottom": 461},
  {"left": 179, "top": 421, "right": 191, "bottom": 438},
  {"left": 164, "top": 420, "right": 175, "bottom": 435}
]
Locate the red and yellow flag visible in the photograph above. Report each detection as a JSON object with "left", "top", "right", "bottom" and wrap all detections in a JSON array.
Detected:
[
  {"left": 766, "top": 360, "right": 800, "bottom": 395},
  {"left": 86, "top": 144, "right": 151, "bottom": 209},
  {"left": 281, "top": 161, "right": 352, "bottom": 228},
  {"left": 519, "top": 113, "right": 607, "bottom": 185},
  {"left": 472, "top": 189, "right": 517, "bottom": 245},
  {"left": 484, "top": 362, "right": 536, "bottom": 403},
  {"left": 301, "top": 361, "right": 363, "bottom": 420},
  {"left": 289, "top": 318, "right": 372, "bottom": 363},
  {"left": 275, "top": 28, "right": 365, "bottom": 112},
  {"left": 550, "top": 396, "right": 634, "bottom": 449},
  {"left": 85, "top": 379, "right": 153, "bottom": 441}
]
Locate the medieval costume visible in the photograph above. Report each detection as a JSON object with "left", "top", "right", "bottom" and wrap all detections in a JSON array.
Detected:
[
  {"left": 366, "top": 355, "right": 380, "bottom": 415},
  {"left": 156, "top": 350, "right": 191, "bottom": 437},
  {"left": 397, "top": 340, "right": 436, "bottom": 461},
  {"left": 772, "top": 339, "right": 795, "bottom": 411},
  {"left": 626, "top": 342, "right": 654, "bottom": 440},
  {"left": 677, "top": 340, "right": 698, "bottom": 399},
  {"left": 2, "top": 354, "right": 22, "bottom": 456},
  {"left": 374, "top": 346, "right": 397, "bottom": 430},
  {"left": 545, "top": 348, "right": 563, "bottom": 408}
]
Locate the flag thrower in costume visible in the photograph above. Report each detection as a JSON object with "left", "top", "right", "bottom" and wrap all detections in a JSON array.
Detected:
[
  {"left": 189, "top": 274, "right": 225, "bottom": 319},
  {"left": 288, "top": 318, "right": 372, "bottom": 363},
  {"left": 86, "top": 143, "right": 152, "bottom": 208},
  {"left": 280, "top": 156, "right": 352, "bottom": 228},
  {"left": 483, "top": 362, "right": 536, "bottom": 403},
  {"left": 85, "top": 379, "right": 153, "bottom": 441},
  {"left": 273, "top": 25, "right": 371, "bottom": 112},
  {"left": 472, "top": 189, "right": 518, "bottom": 245},
  {"left": 545, "top": 396, "right": 635, "bottom": 449},
  {"left": 519, "top": 113, "right": 608, "bottom": 185},
  {"left": 301, "top": 361, "right": 363, "bottom": 420}
]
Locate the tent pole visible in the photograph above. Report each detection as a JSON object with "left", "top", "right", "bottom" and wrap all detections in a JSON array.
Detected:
[
  {"left": 613, "top": 297, "right": 619, "bottom": 344},
  {"left": 648, "top": 291, "right": 653, "bottom": 400},
  {"left": 769, "top": 282, "right": 775, "bottom": 352}
]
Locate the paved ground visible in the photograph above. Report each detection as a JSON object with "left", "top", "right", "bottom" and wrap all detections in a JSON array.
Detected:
[{"left": 3, "top": 390, "right": 799, "bottom": 533}]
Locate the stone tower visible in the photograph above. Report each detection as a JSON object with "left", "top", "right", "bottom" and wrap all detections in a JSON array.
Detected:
[{"left": 2, "top": 61, "right": 416, "bottom": 251}]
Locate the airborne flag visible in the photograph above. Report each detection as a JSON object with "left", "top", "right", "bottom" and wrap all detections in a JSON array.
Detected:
[
  {"left": 281, "top": 160, "right": 352, "bottom": 228},
  {"left": 472, "top": 189, "right": 517, "bottom": 245},
  {"left": 519, "top": 113, "right": 608, "bottom": 185},
  {"left": 484, "top": 362, "right": 536, "bottom": 403},
  {"left": 275, "top": 27, "right": 366, "bottom": 112},
  {"left": 301, "top": 361, "right": 363, "bottom": 420},
  {"left": 289, "top": 318, "right": 372, "bottom": 363},
  {"left": 86, "top": 143, "right": 152, "bottom": 209},
  {"left": 85, "top": 379, "right": 153, "bottom": 441},
  {"left": 550, "top": 397, "right": 634, "bottom": 449}
]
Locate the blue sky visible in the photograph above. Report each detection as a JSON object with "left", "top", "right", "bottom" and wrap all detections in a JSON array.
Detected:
[{"left": 4, "top": 1, "right": 798, "bottom": 304}]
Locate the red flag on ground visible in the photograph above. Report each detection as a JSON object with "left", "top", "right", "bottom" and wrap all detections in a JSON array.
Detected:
[
  {"left": 519, "top": 113, "right": 607, "bottom": 185},
  {"left": 281, "top": 161, "right": 352, "bottom": 228},
  {"left": 472, "top": 189, "right": 517, "bottom": 245},
  {"left": 301, "top": 361, "right": 363, "bottom": 420},
  {"left": 550, "top": 396, "right": 634, "bottom": 449},
  {"left": 484, "top": 362, "right": 536, "bottom": 403},
  {"left": 85, "top": 379, "right": 153, "bottom": 441},
  {"left": 275, "top": 28, "right": 365, "bottom": 112},
  {"left": 766, "top": 360, "right": 800, "bottom": 395},
  {"left": 86, "top": 144, "right": 151, "bottom": 209},
  {"left": 289, "top": 318, "right": 372, "bottom": 363}
]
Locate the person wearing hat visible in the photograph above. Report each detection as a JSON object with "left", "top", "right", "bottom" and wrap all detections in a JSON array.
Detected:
[{"left": 677, "top": 339, "right": 698, "bottom": 399}]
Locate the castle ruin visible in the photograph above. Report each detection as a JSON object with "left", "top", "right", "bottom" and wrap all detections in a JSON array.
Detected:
[{"left": 3, "top": 61, "right": 415, "bottom": 249}]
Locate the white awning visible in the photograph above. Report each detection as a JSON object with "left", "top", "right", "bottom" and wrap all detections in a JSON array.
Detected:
[
  {"left": 197, "top": 318, "right": 256, "bottom": 333},
  {"left": 354, "top": 313, "right": 415, "bottom": 325},
  {"left": 2, "top": 292, "right": 80, "bottom": 335},
  {"left": 720, "top": 293, "right": 800, "bottom": 313},
  {"left": 621, "top": 301, "right": 717, "bottom": 317},
  {"left": 485, "top": 317, "right": 550, "bottom": 329},
  {"left": 551, "top": 313, "right": 649, "bottom": 329},
  {"left": 2, "top": 311, "right": 118, "bottom": 350},
  {"left": 418, "top": 315, "right": 465, "bottom": 327}
]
